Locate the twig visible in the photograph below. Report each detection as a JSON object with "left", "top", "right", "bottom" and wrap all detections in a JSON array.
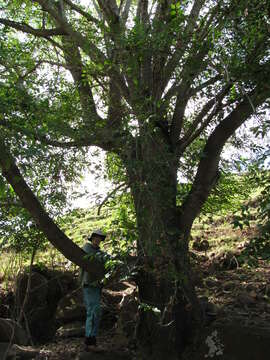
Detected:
[
  {"left": 18, "top": 247, "right": 36, "bottom": 324},
  {"left": 97, "top": 183, "right": 128, "bottom": 215}
]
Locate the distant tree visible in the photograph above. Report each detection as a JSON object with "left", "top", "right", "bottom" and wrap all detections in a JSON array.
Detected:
[{"left": 0, "top": 1, "right": 269, "bottom": 358}]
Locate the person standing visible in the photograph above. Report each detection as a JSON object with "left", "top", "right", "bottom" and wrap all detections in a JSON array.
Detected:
[{"left": 81, "top": 229, "right": 107, "bottom": 351}]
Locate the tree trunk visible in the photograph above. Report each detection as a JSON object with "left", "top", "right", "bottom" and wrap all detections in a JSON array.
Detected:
[
  {"left": 135, "top": 265, "right": 194, "bottom": 360},
  {"left": 127, "top": 152, "right": 199, "bottom": 359}
]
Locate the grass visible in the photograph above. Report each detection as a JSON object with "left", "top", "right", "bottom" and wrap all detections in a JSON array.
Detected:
[
  {"left": 190, "top": 195, "right": 264, "bottom": 264},
  {"left": 60, "top": 207, "right": 111, "bottom": 245},
  {"left": 0, "top": 189, "right": 268, "bottom": 288},
  {"left": 0, "top": 251, "right": 27, "bottom": 290},
  {"left": 0, "top": 207, "right": 112, "bottom": 286}
]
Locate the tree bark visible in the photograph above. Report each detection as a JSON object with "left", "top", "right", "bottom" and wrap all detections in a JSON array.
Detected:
[{"left": 126, "top": 144, "right": 197, "bottom": 359}]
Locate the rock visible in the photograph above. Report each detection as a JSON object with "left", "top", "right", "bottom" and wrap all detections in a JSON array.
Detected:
[
  {"left": 211, "top": 252, "right": 239, "bottom": 270},
  {"left": 245, "top": 283, "right": 256, "bottom": 292},
  {"left": 114, "top": 292, "right": 138, "bottom": 343},
  {"left": 15, "top": 271, "right": 53, "bottom": 341},
  {"left": 15, "top": 272, "right": 48, "bottom": 313},
  {"left": 15, "top": 269, "right": 64, "bottom": 342},
  {"left": 56, "top": 321, "right": 85, "bottom": 338},
  {"left": 0, "top": 290, "right": 13, "bottom": 319},
  {"left": 223, "top": 281, "right": 236, "bottom": 291},
  {"left": 106, "top": 282, "right": 132, "bottom": 292},
  {"left": 102, "top": 289, "right": 124, "bottom": 307},
  {"left": 27, "top": 306, "right": 57, "bottom": 342},
  {"left": 55, "top": 287, "right": 118, "bottom": 334},
  {"left": 191, "top": 322, "right": 270, "bottom": 360},
  {"left": 9, "top": 344, "right": 39, "bottom": 359},
  {"left": 0, "top": 342, "right": 12, "bottom": 360},
  {"left": 0, "top": 318, "right": 28, "bottom": 345},
  {"left": 264, "top": 284, "right": 270, "bottom": 296},
  {"left": 204, "top": 278, "right": 218, "bottom": 288},
  {"left": 102, "top": 282, "right": 136, "bottom": 332},
  {"left": 237, "top": 291, "right": 257, "bottom": 306},
  {"left": 76, "top": 349, "right": 131, "bottom": 360},
  {"left": 191, "top": 270, "right": 204, "bottom": 287},
  {"left": 199, "top": 298, "right": 219, "bottom": 316},
  {"left": 192, "top": 239, "right": 210, "bottom": 252},
  {"left": 0, "top": 342, "right": 39, "bottom": 360},
  {"left": 55, "top": 288, "right": 85, "bottom": 325}
]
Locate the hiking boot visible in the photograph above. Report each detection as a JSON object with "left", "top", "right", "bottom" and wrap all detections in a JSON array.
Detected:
[
  {"left": 84, "top": 336, "right": 96, "bottom": 346},
  {"left": 84, "top": 336, "right": 105, "bottom": 352}
]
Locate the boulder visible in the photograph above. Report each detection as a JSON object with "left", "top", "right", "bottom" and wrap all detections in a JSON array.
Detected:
[
  {"left": 204, "top": 278, "right": 219, "bottom": 288},
  {"left": 0, "top": 343, "right": 39, "bottom": 360},
  {"left": 192, "top": 239, "right": 210, "bottom": 252},
  {"left": 55, "top": 288, "right": 85, "bottom": 324},
  {"left": 0, "top": 318, "right": 28, "bottom": 345},
  {"left": 102, "top": 289, "right": 124, "bottom": 307},
  {"left": 15, "top": 269, "right": 64, "bottom": 342},
  {"left": 0, "top": 343, "right": 11, "bottom": 360},
  {"left": 10, "top": 344, "right": 39, "bottom": 359},
  {"left": 15, "top": 272, "right": 48, "bottom": 313},
  {"left": 190, "top": 321, "right": 270, "bottom": 360},
  {"left": 0, "top": 290, "right": 14, "bottom": 319},
  {"left": 113, "top": 289, "right": 138, "bottom": 347},
  {"left": 237, "top": 291, "right": 257, "bottom": 306},
  {"left": 223, "top": 281, "right": 236, "bottom": 292},
  {"left": 211, "top": 252, "right": 239, "bottom": 270},
  {"left": 26, "top": 306, "right": 57, "bottom": 342}
]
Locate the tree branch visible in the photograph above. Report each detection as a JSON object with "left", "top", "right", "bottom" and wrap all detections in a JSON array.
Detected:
[
  {"left": 0, "top": 119, "right": 90, "bottom": 148},
  {"left": 97, "top": 182, "right": 127, "bottom": 215},
  {"left": 168, "top": 51, "right": 211, "bottom": 146},
  {"left": 33, "top": 0, "right": 106, "bottom": 63},
  {"left": 120, "top": 0, "right": 132, "bottom": 25},
  {"left": 179, "top": 87, "right": 269, "bottom": 230},
  {"left": 63, "top": 0, "right": 100, "bottom": 25},
  {"left": 0, "top": 137, "right": 104, "bottom": 280},
  {"left": 61, "top": 36, "right": 100, "bottom": 122},
  {"left": 0, "top": 18, "right": 66, "bottom": 37},
  {"left": 141, "top": 0, "right": 151, "bottom": 92},
  {"left": 177, "top": 84, "right": 231, "bottom": 152},
  {"left": 162, "top": 0, "right": 206, "bottom": 89},
  {"left": 96, "top": 0, "right": 119, "bottom": 25},
  {"left": 164, "top": 74, "right": 221, "bottom": 103},
  {"left": 36, "top": 0, "right": 131, "bottom": 108},
  {"left": 169, "top": 97, "right": 188, "bottom": 148}
]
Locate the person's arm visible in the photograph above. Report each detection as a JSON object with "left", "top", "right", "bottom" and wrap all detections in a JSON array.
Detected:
[{"left": 83, "top": 242, "right": 91, "bottom": 254}]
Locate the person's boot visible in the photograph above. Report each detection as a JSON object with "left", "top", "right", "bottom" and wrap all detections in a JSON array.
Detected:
[
  {"left": 85, "top": 336, "right": 99, "bottom": 351},
  {"left": 90, "top": 336, "right": 97, "bottom": 346},
  {"left": 85, "top": 336, "right": 104, "bottom": 352},
  {"left": 84, "top": 336, "right": 95, "bottom": 350}
]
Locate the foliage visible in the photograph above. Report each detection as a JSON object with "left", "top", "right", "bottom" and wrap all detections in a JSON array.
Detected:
[
  {"left": 0, "top": 26, "right": 92, "bottom": 251},
  {"left": 105, "top": 193, "right": 137, "bottom": 257},
  {"left": 232, "top": 165, "right": 270, "bottom": 263},
  {"left": 177, "top": 171, "right": 255, "bottom": 219},
  {"left": 204, "top": 173, "right": 254, "bottom": 215}
]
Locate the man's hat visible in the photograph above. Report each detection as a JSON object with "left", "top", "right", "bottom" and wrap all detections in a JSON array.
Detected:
[{"left": 88, "top": 229, "right": 106, "bottom": 241}]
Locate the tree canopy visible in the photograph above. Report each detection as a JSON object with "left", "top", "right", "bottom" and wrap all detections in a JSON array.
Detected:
[{"left": 0, "top": 1, "right": 269, "bottom": 358}]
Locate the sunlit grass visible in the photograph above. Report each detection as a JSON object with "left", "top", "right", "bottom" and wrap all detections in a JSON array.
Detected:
[{"left": 0, "top": 251, "right": 27, "bottom": 289}]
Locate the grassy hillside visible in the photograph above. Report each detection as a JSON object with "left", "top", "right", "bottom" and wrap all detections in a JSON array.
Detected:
[{"left": 0, "top": 188, "right": 268, "bottom": 288}]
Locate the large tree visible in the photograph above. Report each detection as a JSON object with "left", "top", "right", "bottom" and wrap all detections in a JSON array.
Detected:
[{"left": 0, "top": 0, "right": 269, "bottom": 358}]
